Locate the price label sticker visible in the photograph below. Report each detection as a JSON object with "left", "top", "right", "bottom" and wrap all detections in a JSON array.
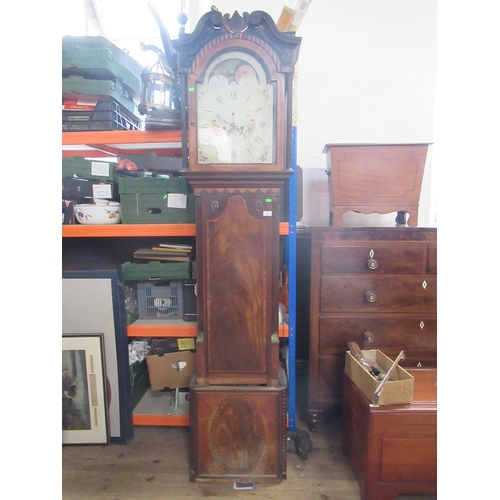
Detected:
[
  {"left": 91, "top": 161, "right": 110, "bottom": 177},
  {"left": 177, "top": 338, "right": 195, "bottom": 351},
  {"left": 167, "top": 193, "right": 187, "bottom": 209},
  {"left": 92, "top": 183, "right": 112, "bottom": 199}
]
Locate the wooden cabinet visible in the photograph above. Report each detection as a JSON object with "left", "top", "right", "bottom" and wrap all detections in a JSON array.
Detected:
[
  {"left": 341, "top": 369, "right": 437, "bottom": 500},
  {"left": 307, "top": 226, "right": 437, "bottom": 429},
  {"left": 323, "top": 144, "right": 429, "bottom": 227}
]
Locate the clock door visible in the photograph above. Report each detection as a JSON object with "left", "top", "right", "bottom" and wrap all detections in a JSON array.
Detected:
[{"left": 196, "top": 189, "right": 281, "bottom": 386}]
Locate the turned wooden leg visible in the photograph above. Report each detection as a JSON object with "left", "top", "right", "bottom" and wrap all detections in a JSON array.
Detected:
[{"left": 305, "top": 410, "right": 323, "bottom": 432}]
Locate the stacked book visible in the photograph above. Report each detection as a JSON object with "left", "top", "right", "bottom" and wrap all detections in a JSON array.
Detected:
[{"left": 133, "top": 243, "right": 193, "bottom": 262}]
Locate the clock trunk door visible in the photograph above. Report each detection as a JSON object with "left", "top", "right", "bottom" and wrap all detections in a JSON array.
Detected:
[{"left": 200, "top": 191, "right": 278, "bottom": 385}]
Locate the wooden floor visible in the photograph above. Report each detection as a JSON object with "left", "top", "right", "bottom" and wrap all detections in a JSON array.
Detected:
[{"left": 62, "top": 364, "right": 437, "bottom": 500}]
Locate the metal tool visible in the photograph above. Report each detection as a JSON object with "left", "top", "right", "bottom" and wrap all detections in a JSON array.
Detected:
[{"left": 372, "top": 350, "right": 405, "bottom": 407}]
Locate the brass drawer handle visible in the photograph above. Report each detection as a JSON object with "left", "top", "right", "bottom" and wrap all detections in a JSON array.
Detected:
[
  {"left": 365, "top": 291, "right": 377, "bottom": 303},
  {"left": 367, "top": 258, "right": 378, "bottom": 270},
  {"left": 363, "top": 331, "right": 374, "bottom": 343}
]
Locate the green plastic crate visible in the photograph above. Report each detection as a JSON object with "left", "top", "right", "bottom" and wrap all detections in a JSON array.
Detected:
[
  {"left": 62, "top": 46, "right": 142, "bottom": 97},
  {"left": 122, "top": 261, "right": 192, "bottom": 281},
  {"left": 62, "top": 156, "right": 115, "bottom": 181},
  {"left": 118, "top": 177, "right": 195, "bottom": 224},
  {"left": 62, "top": 75, "right": 140, "bottom": 119}
]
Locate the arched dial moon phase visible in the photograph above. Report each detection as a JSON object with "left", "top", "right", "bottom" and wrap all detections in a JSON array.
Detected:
[{"left": 196, "top": 50, "right": 275, "bottom": 164}]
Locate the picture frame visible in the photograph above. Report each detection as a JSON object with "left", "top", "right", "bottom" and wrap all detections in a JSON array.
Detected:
[
  {"left": 62, "top": 270, "right": 133, "bottom": 444},
  {"left": 62, "top": 334, "right": 110, "bottom": 445}
]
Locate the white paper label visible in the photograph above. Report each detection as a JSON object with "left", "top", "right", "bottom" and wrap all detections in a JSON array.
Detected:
[
  {"left": 263, "top": 211, "right": 272, "bottom": 217},
  {"left": 167, "top": 193, "right": 187, "bottom": 209},
  {"left": 91, "top": 161, "right": 110, "bottom": 177},
  {"left": 92, "top": 184, "right": 113, "bottom": 199}
]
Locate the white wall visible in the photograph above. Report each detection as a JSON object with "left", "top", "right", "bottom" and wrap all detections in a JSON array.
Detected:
[{"left": 204, "top": 0, "right": 437, "bottom": 226}]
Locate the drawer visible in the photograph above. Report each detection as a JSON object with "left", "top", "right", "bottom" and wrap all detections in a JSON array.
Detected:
[
  {"left": 321, "top": 244, "right": 427, "bottom": 275},
  {"left": 320, "top": 276, "right": 437, "bottom": 313},
  {"left": 318, "top": 315, "right": 437, "bottom": 354}
]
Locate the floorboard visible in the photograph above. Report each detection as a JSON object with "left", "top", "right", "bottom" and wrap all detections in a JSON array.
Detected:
[{"left": 62, "top": 363, "right": 437, "bottom": 499}]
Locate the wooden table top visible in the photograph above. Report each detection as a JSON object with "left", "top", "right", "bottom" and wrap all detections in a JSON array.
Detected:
[{"left": 407, "top": 368, "right": 437, "bottom": 403}]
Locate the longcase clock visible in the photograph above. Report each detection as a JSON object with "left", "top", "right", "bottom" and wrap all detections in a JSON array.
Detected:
[{"left": 173, "top": 9, "right": 301, "bottom": 483}]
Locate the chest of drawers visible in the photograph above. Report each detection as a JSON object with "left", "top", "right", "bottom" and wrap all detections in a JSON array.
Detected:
[{"left": 307, "top": 226, "right": 437, "bottom": 430}]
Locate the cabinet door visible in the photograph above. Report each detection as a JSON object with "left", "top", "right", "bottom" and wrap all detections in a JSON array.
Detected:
[{"left": 197, "top": 190, "right": 280, "bottom": 385}]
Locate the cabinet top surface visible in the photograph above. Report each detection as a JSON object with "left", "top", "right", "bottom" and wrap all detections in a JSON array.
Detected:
[
  {"left": 323, "top": 142, "right": 432, "bottom": 152},
  {"left": 303, "top": 225, "right": 437, "bottom": 242}
]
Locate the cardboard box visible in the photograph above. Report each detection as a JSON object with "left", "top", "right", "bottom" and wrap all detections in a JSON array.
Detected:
[
  {"left": 344, "top": 349, "right": 414, "bottom": 406},
  {"left": 146, "top": 349, "right": 196, "bottom": 391}
]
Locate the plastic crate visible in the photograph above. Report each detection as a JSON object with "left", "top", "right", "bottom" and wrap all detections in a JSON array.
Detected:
[
  {"left": 137, "top": 281, "right": 184, "bottom": 319},
  {"left": 62, "top": 45, "right": 142, "bottom": 96},
  {"left": 118, "top": 176, "right": 194, "bottom": 224},
  {"left": 122, "top": 261, "right": 192, "bottom": 281},
  {"left": 62, "top": 75, "right": 140, "bottom": 118},
  {"left": 62, "top": 156, "right": 115, "bottom": 181},
  {"left": 62, "top": 100, "right": 142, "bottom": 132}
]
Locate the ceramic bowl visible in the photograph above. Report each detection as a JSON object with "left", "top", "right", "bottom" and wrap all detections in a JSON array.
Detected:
[{"left": 73, "top": 202, "right": 121, "bottom": 225}]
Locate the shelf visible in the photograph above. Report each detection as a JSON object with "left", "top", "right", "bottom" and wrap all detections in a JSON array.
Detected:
[
  {"left": 133, "top": 414, "right": 189, "bottom": 426},
  {"left": 62, "top": 223, "right": 196, "bottom": 237},
  {"left": 127, "top": 319, "right": 289, "bottom": 338},
  {"left": 62, "top": 130, "right": 182, "bottom": 157},
  {"left": 62, "top": 127, "right": 294, "bottom": 429},
  {"left": 62, "top": 222, "right": 289, "bottom": 237},
  {"left": 132, "top": 389, "right": 189, "bottom": 427},
  {"left": 128, "top": 319, "right": 197, "bottom": 338}
]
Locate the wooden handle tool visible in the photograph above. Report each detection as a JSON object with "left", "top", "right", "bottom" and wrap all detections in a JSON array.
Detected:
[
  {"left": 347, "top": 342, "right": 385, "bottom": 377},
  {"left": 372, "top": 350, "right": 405, "bottom": 406}
]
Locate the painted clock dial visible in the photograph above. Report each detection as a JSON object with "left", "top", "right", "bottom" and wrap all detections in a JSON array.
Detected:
[{"left": 196, "top": 50, "right": 275, "bottom": 164}]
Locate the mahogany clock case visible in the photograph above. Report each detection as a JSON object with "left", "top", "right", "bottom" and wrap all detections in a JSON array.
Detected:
[{"left": 172, "top": 9, "right": 301, "bottom": 484}]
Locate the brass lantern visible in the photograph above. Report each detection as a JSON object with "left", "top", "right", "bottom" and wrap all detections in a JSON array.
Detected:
[{"left": 138, "top": 44, "right": 180, "bottom": 129}]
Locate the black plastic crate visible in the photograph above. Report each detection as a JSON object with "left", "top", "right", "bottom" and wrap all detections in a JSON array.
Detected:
[
  {"left": 137, "top": 281, "right": 184, "bottom": 319},
  {"left": 62, "top": 100, "right": 143, "bottom": 132}
]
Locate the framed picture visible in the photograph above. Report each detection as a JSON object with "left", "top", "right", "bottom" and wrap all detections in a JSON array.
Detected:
[
  {"left": 62, "top": 334, "right": 109, "bottom": 445},
  {"left": 62, "top": 270, "right": 133, "bottom": 444}
]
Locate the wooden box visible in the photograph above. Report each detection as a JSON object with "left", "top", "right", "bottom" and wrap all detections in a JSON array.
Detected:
[
  {"left": 345, "top": 349, "right": 414, "bottom": 406},
  {"left": 323, "top": 143, "right": 429, "bottom": 226}
]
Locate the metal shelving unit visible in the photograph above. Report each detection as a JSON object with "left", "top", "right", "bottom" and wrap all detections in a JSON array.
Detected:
[{"left": 62, "top": 130, "right": 293, "bottom": 427}]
